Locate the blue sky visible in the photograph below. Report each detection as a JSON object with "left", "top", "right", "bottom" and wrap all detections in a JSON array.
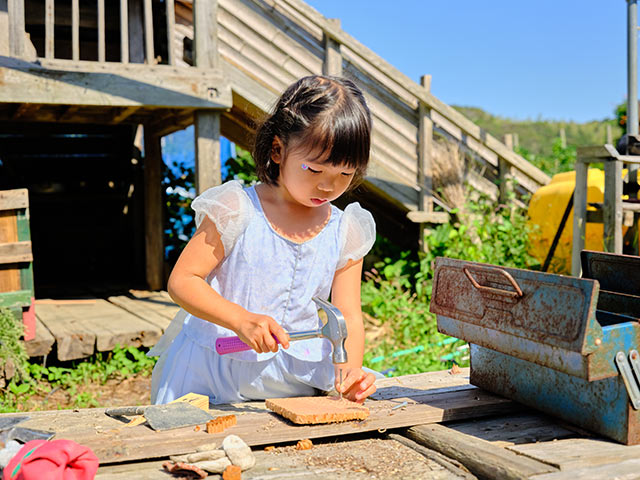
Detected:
[{"left": 305, "top": 0, "right": 629, "bottom": 123}]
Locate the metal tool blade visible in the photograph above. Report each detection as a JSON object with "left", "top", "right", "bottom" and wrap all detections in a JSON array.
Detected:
[
  {"left": 143, "top": 402, "right": 214, "bottom": 431},
  {"left": 7, "top": 427, "right": 55, "bottom": 443},
  {"left": 0, "top": 416, "right": 29, "bottom": 432}
]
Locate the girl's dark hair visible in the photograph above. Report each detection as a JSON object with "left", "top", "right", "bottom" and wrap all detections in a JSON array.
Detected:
[{"left": 253, "top": 75, "right": 372, "bottom": 187}]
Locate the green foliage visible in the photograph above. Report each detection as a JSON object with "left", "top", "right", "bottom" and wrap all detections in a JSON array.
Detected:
[
  {"left": 0, "top": 307, "right": 30, "bottom": 381},
  {"left": 515, "top": 138, "right": 576, "bottom": 176},
  {"left": 362, "top": 194, "right": 536, "bottom": 377},
  {"left": 0, "top": 345, "right": 157, "bottom": 413},
  {"left": 454, "top": 105, "right": 622, "bottom": 159},
  {"left": 225, "top": 147, "right": 258, "bottom": 184}
]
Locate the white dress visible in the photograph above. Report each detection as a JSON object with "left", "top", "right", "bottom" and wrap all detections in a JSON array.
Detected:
[{"left": 149, "top": 180, "right": 376, "bottom": 405}]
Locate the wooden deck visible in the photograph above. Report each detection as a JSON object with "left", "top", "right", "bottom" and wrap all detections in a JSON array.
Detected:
[
  {"left": 2, "top": 368, "right": 638, "bottom": 479},
  {"left": 24, "top": 291, "right": 180, "bottom": 361}
]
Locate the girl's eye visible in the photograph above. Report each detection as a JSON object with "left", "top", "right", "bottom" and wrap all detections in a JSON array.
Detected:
[
  {"left": 307, "top": 167, "right": 321, "bottom": 174},
  {"left": 341, "top": 172, "right": 355, "bottom": 177}
]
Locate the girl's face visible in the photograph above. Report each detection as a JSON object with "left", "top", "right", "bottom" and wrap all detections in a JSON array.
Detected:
[{"left": 273, "top": 137, "right": 356, "bottom": 208}]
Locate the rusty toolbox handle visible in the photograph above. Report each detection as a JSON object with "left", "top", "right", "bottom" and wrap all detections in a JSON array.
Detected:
[{"left": 463, "top": 266, "right": 524, "bottom": 299}]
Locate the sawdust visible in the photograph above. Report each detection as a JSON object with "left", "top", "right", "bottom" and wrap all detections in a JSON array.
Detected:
[{"left": 263, "top": 438, "right": 452, "bottom": 479}]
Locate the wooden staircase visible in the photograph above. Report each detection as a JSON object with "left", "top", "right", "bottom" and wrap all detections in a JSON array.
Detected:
[{"left": 174, "top": 0, "right": 550, "bottom": 226}]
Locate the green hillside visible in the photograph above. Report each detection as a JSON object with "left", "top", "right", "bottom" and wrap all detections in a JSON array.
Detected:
[{"left": 453, "top": 106, "right": 622, "bottom": 157}]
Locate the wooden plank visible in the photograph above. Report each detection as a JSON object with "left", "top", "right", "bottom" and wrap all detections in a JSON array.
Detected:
[
  {"left": 166, "top": 0, "right": 176, "bottom": 65},
  {"left": 406, "top": 423, "right": 557, "bottom": 480},
  {"left": 0, "top": 289, "right": 30, "bottom": 308},
  {"left": 0, "top": 58, "right": 232, "bottom": 110},
  {"left": 120, "top": 0, "right": 129, "bottom": 62},
  {"left": 323, "top": 19, "right": 341, "bottom": 76},
  {"left": 418, "top": 75, "right": 434, "bottom": 215},
  {"left": 143, "top": 126, "right": 164, "bottom": 291},
  {"left": 510, "top": 438, "right": 640, "bottom": 471},
  {"left": 1, "top": 387, "right": 517, "bottom": 464},
  {"left": 107, "top": 294, "right": 173, "bottom": 331},
  {"left": 24, "top": 315, "right": 55, "bottom": 357},
  {"left": 45, "top": 0, "right": 54, "bottom": 59},
  {"left": 36, "top": 299, "right": 163, "bottom": 360},
  {"left": 194, "top": 111, "right": 221, "bottom": 194},
  {"left": 0, "top": 189, "right": 28, "bottom": 211},
  {"left": 36, "top": 301, "right": 97, "bottom": 361},
  {"left": 446, "top": 413, "right": 577, "bottom": 447},
  {"left": 71, "top": 0, "right": 79, "bottom": 60},
  {"left": 372, "top": 368, "right": 472, "bottom": 398},
  {"left": 530, "top": 459, "right": 640, "bottom": 480},
  {"left": 96, "top": 438, "right": 471, "bottom": 479},
  {"left": 0, "top": 241, "right": 32, "bottom": 263},
  {"left": 194, "top": 0, "right": 219, "bottom": 69},
  {"left": 571, "top": 162, "right": 588, "bottom": 276},
  {"left": 603, "top": 159, "right": 623, "bottom": 254},
  {"left": 8, "top": 0, "right": 25, "bottom": 57},
  {"left": 407, "top": 211, "right": 450, "bottom": 224},
  {"left": 0, "top": 211, "right": 20, "bottom": 292},
  {"left": 98, "top": 0, "right": 105, "bottom": 62}
]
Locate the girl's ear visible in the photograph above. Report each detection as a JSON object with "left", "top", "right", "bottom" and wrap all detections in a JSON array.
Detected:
[{"left": 271, "top": 136, "right": 284, "bottom": 164}]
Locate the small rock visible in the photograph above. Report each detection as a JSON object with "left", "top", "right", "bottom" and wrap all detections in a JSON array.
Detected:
[
  {"left": 194, "top": 456, "right": 232, "bottom": 473},
  {"left": 0, "top": 440, "right": 22, "bottom": 469},
  {"left": 187, "top": 449, "right": 227, "bottom": 463},
  {"left": 222, "top": 435, "right": 255, "bottom": 470}
]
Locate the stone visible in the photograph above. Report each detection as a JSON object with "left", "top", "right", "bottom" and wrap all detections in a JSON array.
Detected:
[
  {"left": 222, "top": 434, "right": 256, "bottom": 470},
  {"left": 194, "top": 457, "right": 232, "bottom": 473}
]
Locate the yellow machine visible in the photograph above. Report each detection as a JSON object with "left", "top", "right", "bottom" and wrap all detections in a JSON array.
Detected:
[{"left": 528, "top": 168, "right": 634, "bottom": 274}]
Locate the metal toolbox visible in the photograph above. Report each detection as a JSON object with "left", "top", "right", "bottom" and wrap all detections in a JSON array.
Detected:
[{"left": 430, "top": 252, "right": 640, "bottom": 444}]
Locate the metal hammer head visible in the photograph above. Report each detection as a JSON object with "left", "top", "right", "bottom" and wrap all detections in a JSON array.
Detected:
[{"left": 312, "top": 297, "right": 348, "bottom": 364}]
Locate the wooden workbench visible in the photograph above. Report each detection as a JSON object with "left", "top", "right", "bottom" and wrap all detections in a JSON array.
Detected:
[{"left": 3, "top": 369, "right": 639, "bottom": 479}]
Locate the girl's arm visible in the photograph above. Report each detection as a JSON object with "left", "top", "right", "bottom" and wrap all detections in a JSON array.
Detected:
[
  {"left": 329, "top": 258, "right": 376, "bottom": 403},
  {"left": 167, "top": 216, "right": 289, "bottom": 353}
]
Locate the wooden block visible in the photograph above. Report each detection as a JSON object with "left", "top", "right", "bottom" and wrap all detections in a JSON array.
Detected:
[
  {"left": 24, "top": 316, "right": 55, "bottom": 357},
  {"left": 265, "top": 396, "right": 370, "bottom": 425}
]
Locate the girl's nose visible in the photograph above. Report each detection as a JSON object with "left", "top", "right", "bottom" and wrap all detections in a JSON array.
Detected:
[{"left": 317, "top": 181, "right": 333, "bottom": 192}]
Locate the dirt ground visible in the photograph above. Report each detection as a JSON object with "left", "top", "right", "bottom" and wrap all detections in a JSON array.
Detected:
[{"left": 16, "top": 374, "right": 153, "bottom": 411}]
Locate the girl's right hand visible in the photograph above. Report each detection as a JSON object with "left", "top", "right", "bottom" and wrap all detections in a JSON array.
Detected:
[{"left": 237, "top": 313, "right": 290, "bottom": 353}]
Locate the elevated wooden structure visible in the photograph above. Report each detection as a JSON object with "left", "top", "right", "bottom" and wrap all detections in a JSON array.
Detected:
[{"left": 1, "top": 0, "right": 550, "bottom": 297}]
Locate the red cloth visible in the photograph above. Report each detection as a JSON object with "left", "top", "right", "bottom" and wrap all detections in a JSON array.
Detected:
[{"left": 3, "top": 439, "right": 99, "bottom": 480}]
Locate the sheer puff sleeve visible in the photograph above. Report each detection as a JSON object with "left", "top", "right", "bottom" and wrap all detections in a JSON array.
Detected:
[
  {"left": 337, "top": 203, "right": 376, "bottom": 270},
  {"left": 191, "top": 180, "right": 254, "bottom": 256}
]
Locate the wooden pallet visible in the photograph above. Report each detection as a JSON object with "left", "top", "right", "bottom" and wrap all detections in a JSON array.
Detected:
[{"left": 24, "top": 291, "right": 180, "bottom": 360}]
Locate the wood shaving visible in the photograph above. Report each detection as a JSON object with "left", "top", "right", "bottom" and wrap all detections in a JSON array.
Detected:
[{"left": 296, "top": 439, "right": 313, "bottom": 450}]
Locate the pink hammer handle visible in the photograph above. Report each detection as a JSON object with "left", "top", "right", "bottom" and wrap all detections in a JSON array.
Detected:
[{"left": 215, "top": 335, "right": 280, "bottom": 355}]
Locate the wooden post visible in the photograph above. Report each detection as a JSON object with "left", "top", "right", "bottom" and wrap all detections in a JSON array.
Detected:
[
  {"left": 603, "top": 158, "right": 623, "bottom": 254},
  {"left": 71, "top": 0, "right": 79, "bottom": 60},
  {"left": 166, "top": 0, "right": 175, "bottom": 65},
  {"left": 98, "top": 0, "right": 106, "bottom": 62},
  {"left": 417, "top": 75, "right": 434, "bottom": 251},
  {"left": 143, "top": 125, "right": 163, "bottom": 290},
  {"left": 193, "top": 0, "right": 221, "bottom": 193},
  {"left": 498, "top": 158, "right": 514, "bottom": 204},
  {"left": 606, "top": 124, "right": 613, "bottom": 145},
  {"left": 45, "top": 0, "right": 54, "bottom": 58},
  {"left": 571, "top": 160, "right": 588, "bottom": 277},
  {"left": 143, "top": 0, "right": 154, "bottom": 64},
  {"left": 323, "top": 18, "right": 341, "bottom": 76},
  {"left": 513, "top": 133, "right": 519, "bottom": 149},
  {"left": 503, "top": 134, "right": 514, "bottom": 150},
  {"left": 8, "top": 0, "right": 25, "bottom": 57},
  {"left": 120, "top": 0, "right": 129, "bottom": 62}
]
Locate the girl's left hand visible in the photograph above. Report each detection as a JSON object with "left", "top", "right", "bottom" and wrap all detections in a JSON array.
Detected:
[{"left": 335, "top": 367, "right": 376, "bottom": 403}]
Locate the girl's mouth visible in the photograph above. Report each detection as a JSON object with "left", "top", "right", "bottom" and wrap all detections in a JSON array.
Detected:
[{"left": 311, "top": 198, "right": 327, "bottom": 205}]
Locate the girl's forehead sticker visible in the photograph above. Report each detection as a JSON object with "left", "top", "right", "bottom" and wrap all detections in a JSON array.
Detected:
[{"left": 301, "top": 163, "right": 309, "bottom": 170}]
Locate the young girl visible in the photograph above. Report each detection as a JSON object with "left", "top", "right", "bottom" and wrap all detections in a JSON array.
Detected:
[{"left": 150, "top": 75, "right": 377, "bottom": 405}]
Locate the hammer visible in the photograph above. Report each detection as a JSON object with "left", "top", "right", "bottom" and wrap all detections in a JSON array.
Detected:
[{"left": 215, "top": 297, "right": 348, "bottom": 395}]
